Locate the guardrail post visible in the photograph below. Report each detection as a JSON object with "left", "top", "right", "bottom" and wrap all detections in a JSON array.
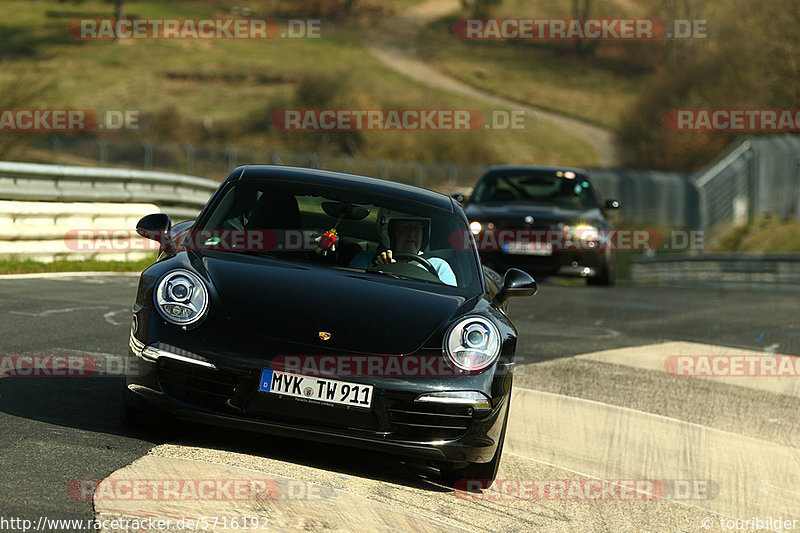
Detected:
[
  {"left": 183, "top": 143, "right": 195, "bottom": 175},
  {"left": 746, "top": 145, "right": 756, "bottom": 224},
  {"left": 415, "top": 163, "right": 423, "bottom": 187},
  {"left": 227, "top": 147, "right": 238, "bottom": 168},
  {"left": 142, "top": 142, "right": 153, "bottom": 170},
  {"left": 49, "top": 135, "right": 61, "bottom": 164},
  {"left": 97, "top": 138, "right": 108, "bottom": 165},
  {"left": 269, "top": 150, "right": 281, "bottom": 165},
  {"left": 448, "top": 163, "right": 457, "bottom": 190},
  {"left": 795, "top": 158, "right": 800, "bottom": 219}
]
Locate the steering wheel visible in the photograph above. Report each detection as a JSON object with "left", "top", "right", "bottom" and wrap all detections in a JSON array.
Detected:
[{"left": 393, "top": 252, "right": 439, "bottom": 277}]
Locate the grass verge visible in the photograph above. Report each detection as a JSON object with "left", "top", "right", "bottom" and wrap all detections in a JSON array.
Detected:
[
  {"left": 714, "top": 219, "right": 800, "bottom": 253},
  {"left": 0, "top": 255, "right": 156, "bottom": 275}
]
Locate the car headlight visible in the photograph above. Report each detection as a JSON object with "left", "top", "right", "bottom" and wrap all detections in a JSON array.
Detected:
[
  {"left": 469, "top": 221, "right": 483, "bottom": 235},
  {"left": 154, "top": 269, "right": 209, "bottom": 326},
  {"left": 575, "top": 224, "right": 600, "bottom": 241},
  {"left": 443, "top": 316, "right": 501, "bottom": 372},
  {"left": 561, "top": 224, "right": 600, "bottom": 241}
]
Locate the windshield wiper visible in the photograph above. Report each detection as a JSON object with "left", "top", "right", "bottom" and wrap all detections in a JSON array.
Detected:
[
  {"left": 212, "top": 248, "right": 277, "bottom": 259},
  {"left": 362, "top": 268, "right": 407, "bottom": 280},
  {"left": 362, "top": 268, "right": 445, "bottom": 285}
]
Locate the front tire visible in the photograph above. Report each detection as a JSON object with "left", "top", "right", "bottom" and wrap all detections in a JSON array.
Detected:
[
  {"left": 440, "top": 391, "right": 511, "bottom": 489},
  {"left": 587, "top": 255, "right": 616, "bottom": 286},
  {"left": 120, "top": 388, "right": 142, "bottom": 427}
]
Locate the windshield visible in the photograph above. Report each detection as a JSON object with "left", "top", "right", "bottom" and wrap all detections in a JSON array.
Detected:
[
  {"left": 471, "top": 170, "right": 599, "bottom": 209},
  {"left": 194, "top": 180, "right": 481, "bottom": 292}
]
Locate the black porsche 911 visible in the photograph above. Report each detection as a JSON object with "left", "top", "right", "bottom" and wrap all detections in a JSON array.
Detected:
[
  {"left": 122, "top": 165, "right": 536, "bottom": 486},
  {"left": 461, "top": 165, "right": 620, "bottom": 286}
]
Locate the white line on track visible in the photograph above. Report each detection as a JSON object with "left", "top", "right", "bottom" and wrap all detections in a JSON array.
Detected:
[
  {"left": 9, "top": 305, "right": 109, "bottom": 317},
  {"left": 103, "top": 309, "right": 131, "bottom": 326},
  {"left": 0, "top": 271, "right": 140, "bottom": 280}
]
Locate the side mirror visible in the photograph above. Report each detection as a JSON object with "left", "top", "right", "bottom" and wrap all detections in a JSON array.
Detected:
[
  {"left": 136, "top": 213, "right": 172, "bottom": 243},
  {"left": 605, "top": 199, "right": 620, "bottom": 209},
  {"left": 451, "top": 193, "right": 466, "bottom": 204},
  {"left": 493, "top": 268, "right": 537, "bottom": 307}
]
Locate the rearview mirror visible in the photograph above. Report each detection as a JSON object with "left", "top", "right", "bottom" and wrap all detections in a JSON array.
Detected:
[
  {"left": 321, "top": 201, "right": 370, "bottom": 220},
  {"left": 494, "top": 268, "right": 537, "bottom": 307}
]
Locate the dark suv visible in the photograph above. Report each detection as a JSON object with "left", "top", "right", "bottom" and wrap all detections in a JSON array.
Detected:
[{"left": 461, "top": 165, "right": 620, "bottom": 286}]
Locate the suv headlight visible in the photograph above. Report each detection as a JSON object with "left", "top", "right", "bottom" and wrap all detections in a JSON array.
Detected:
[
  {"left": 574, "top": 224, "right": 600, "bottom": 241},
  {"left": 561, "top": 223, "right": 600, "bottom": 241},
  {"left": 443, "top": 316, "right": 501, "bottom": 372},
  {"left": 154, "top": 269, "right": 209, "bottom": 326}
]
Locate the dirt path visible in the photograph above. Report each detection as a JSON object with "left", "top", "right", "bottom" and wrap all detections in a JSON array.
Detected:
[{"left": 366, "top": 0, "right": 619, "bottom": 167}]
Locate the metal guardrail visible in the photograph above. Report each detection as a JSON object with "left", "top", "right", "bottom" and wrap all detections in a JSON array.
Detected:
[
  {"left": 631, "top": 253, "right": 800, "bottom": 288},
  {"left": 0, "top": 161, "right": 222, "bottom": 261},
  {"left": 0, "top": 161, "right": 219, "bottom": 221},
  {"left": 0, "top": 200, "right": 159, "bottom": 261},
  {"left": 29, "top": 136, "right": 701, "bottom": 229},
  {"left": 693, "top": 135, "right": 800, "bottom": 237}
]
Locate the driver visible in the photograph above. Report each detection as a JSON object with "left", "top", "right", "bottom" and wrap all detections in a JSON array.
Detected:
[{"left": 349, "top": 209, "right": 457, "bottom": 286}]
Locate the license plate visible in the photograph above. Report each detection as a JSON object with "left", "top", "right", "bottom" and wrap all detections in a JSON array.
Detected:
[
  {"left": 258, "top": 369, "right": 374, "bottom": 409},
  {"left": 504, "top": 241, "right": 553, "bottom": 255}
]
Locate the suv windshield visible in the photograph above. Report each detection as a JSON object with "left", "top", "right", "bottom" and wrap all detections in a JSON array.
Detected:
[
  {"left": 472, "top": 170, "right": 599, "bottom": 209},
  {"left": 194, "top": 180, "right": 481, "bottom": 292}
]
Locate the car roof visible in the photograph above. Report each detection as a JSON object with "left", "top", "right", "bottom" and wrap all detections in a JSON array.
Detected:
[{"left": 226, "top": 165, "right": 454, "bottom": 211}]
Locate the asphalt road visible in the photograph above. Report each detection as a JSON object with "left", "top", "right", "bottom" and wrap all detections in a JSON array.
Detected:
[{"left": 0, "top": 274, "right": 798, "bottom": 532}]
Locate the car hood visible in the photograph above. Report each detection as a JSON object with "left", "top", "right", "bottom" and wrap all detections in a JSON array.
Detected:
[
  {"left": 465, "top": 203, "right": 605, "bottom": 225},
  {"left": 198, "top": 252, "right": 468, "bottom": 356}
]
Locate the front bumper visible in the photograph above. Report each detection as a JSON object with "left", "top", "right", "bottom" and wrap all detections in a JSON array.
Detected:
[
  {"left": 479, "top": 248, "right": 608, "bottom": 277},
  {"left": 126, "top": 335, "right": 512, "bottom": 464}
]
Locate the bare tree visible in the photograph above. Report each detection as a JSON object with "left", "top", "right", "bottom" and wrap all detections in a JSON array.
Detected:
[
  {"left": 113, "top": 0, "right": 125, "bottom": 42},
  {"left": 460, "top": 0, "right": 503, "bottom": 18},
  {"left": 572, "top": 0, "right": 595, "bottom": 55}
]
